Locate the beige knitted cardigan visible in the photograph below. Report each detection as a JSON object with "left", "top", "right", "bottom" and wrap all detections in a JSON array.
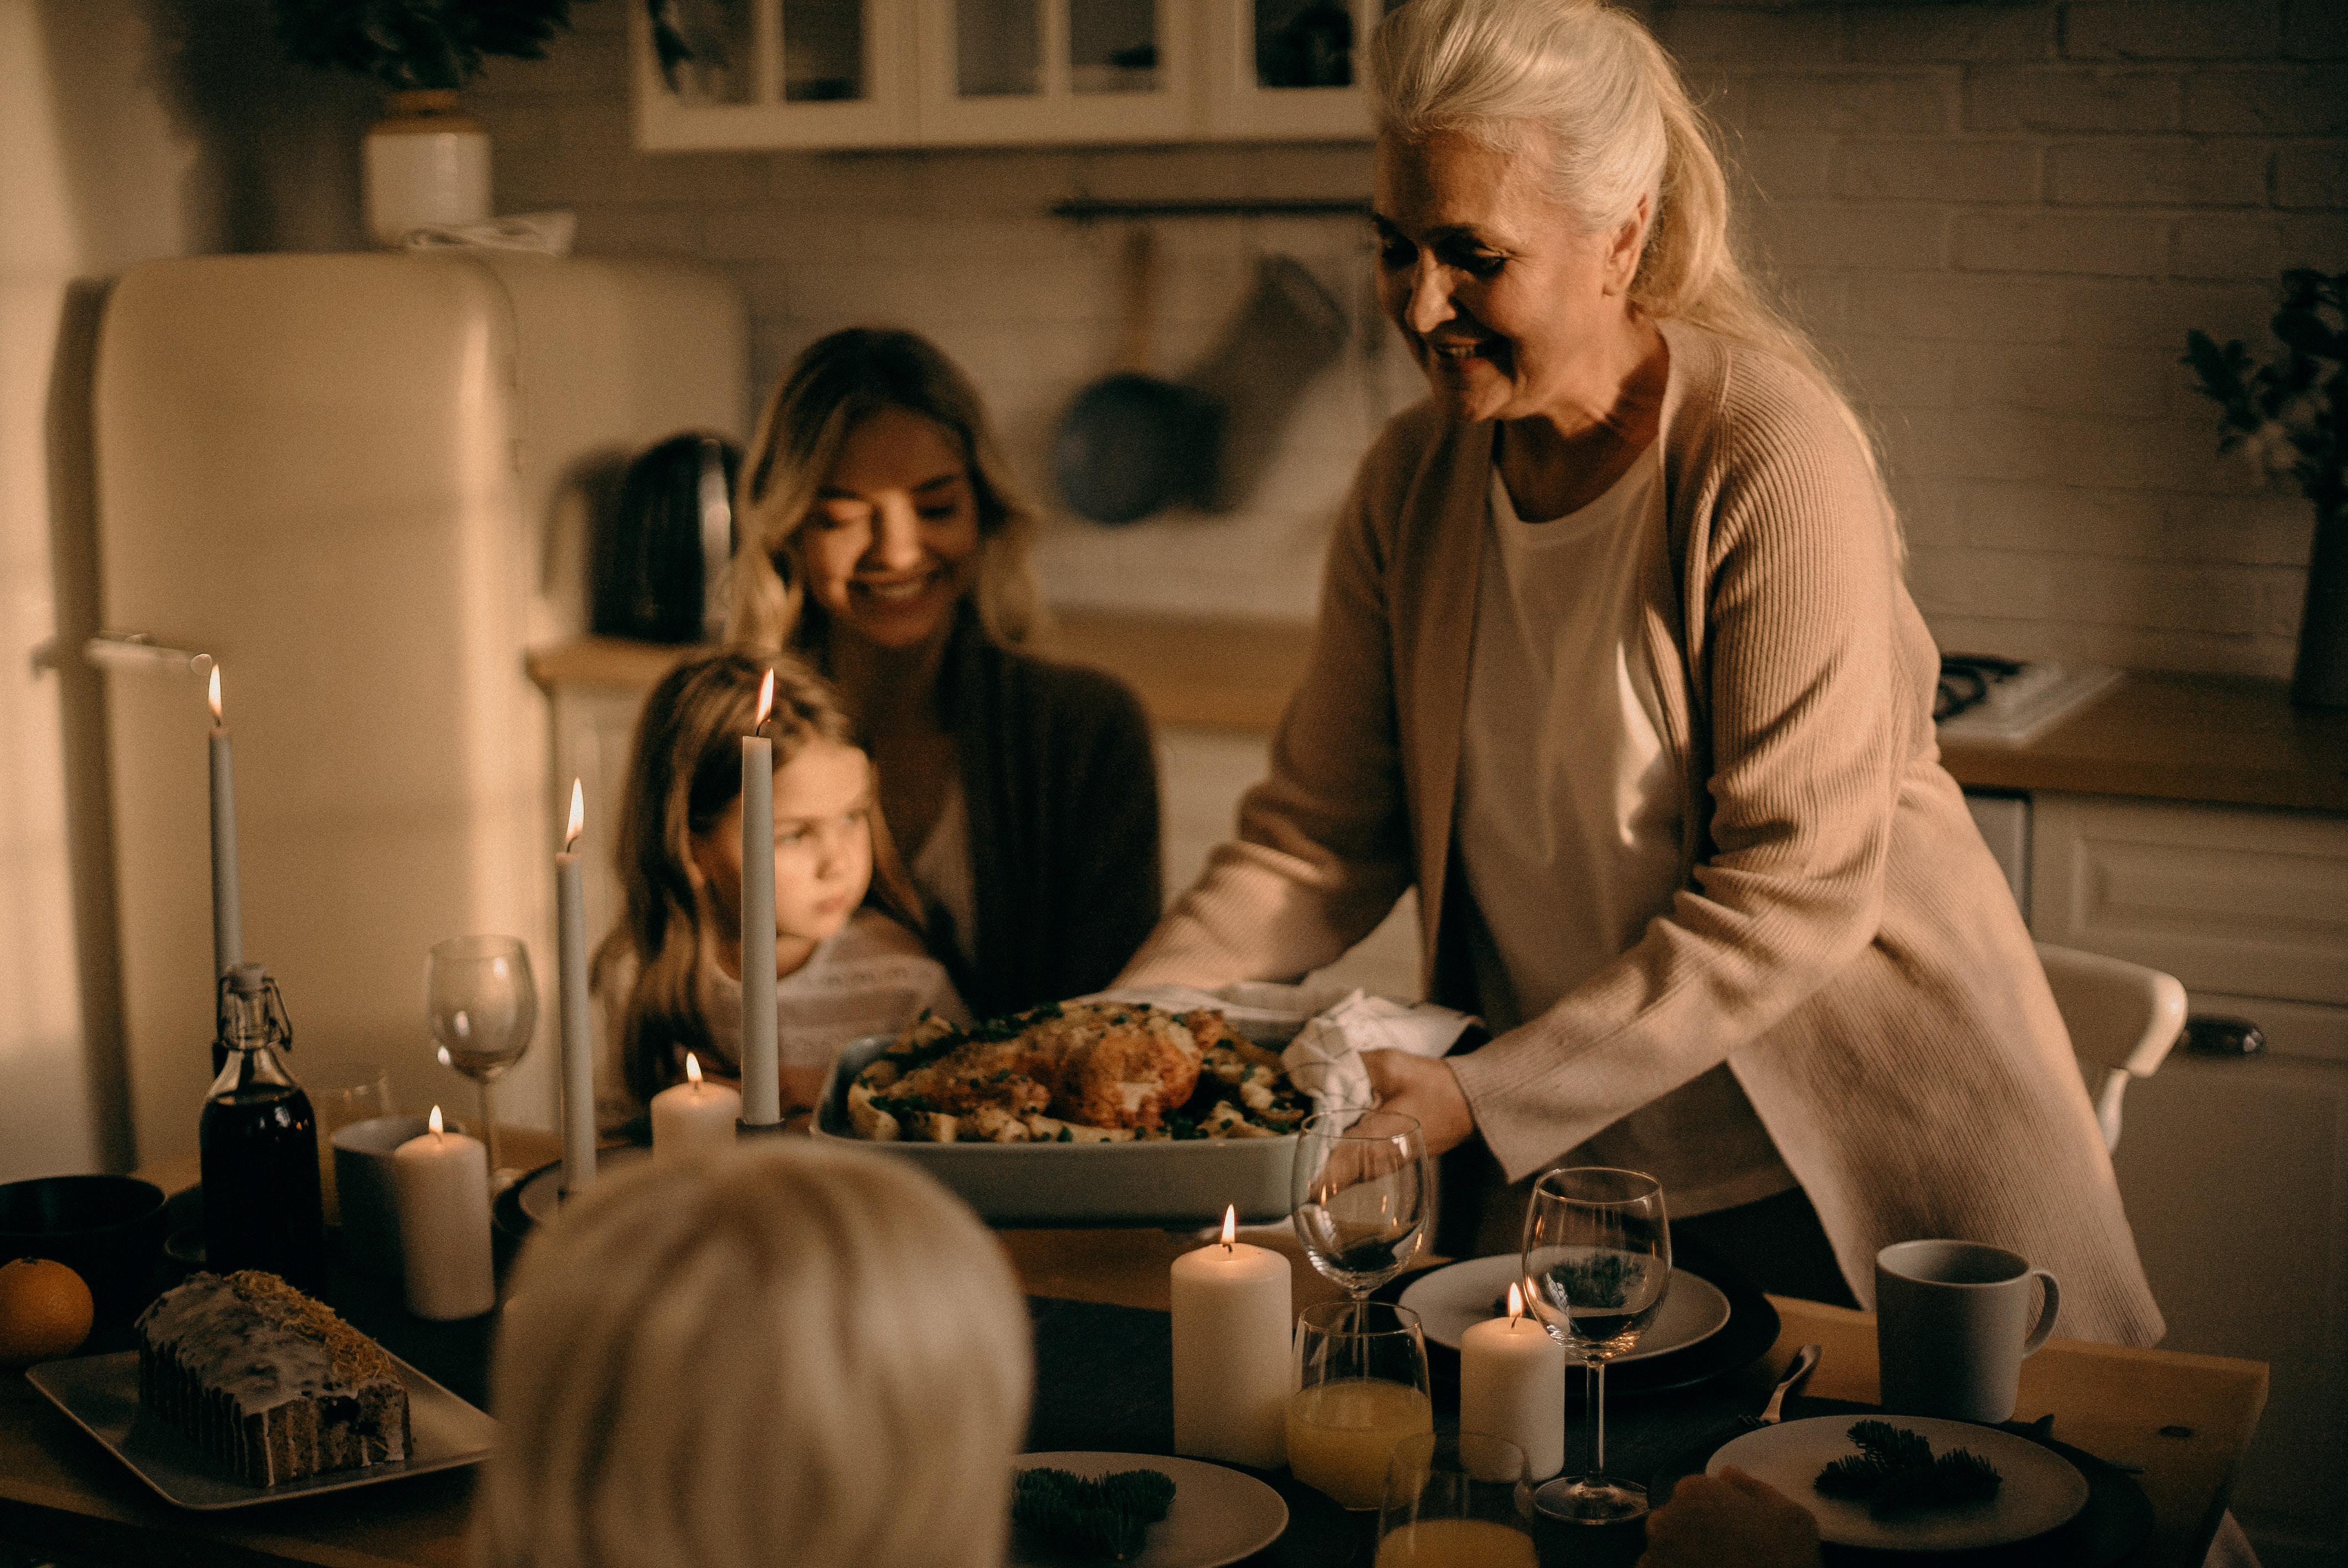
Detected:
[{"left": 1124, "top": 321, "right": 2164, "bottom": 1347}]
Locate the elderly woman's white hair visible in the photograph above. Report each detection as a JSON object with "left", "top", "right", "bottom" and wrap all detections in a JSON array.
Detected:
[
  {"left": 1372, "top": 0, "right": 1863, "bottom": 440},
  {"left": 478, "top": 1142, "right": 1032, "bottom": 1568}
]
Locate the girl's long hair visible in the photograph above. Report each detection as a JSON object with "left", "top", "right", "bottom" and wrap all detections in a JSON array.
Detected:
[
  {"left": 591, "top": 651, "right": 923, "bottom": 1108},
  {"left": 1369, "top": 0, "right": 1883, "bottom": 486},
  {"left": 730, "top": 328, "right": 1044, "bottom": 654}
]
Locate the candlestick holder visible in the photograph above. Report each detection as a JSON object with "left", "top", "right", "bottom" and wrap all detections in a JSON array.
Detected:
[{"left": 735, "top": 1118, "right": 792, "bottom": 1140}]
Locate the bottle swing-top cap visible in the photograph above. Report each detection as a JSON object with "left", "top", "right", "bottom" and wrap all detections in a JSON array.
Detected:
[{"left": 215, "top": 962, "right": 294, "bottom": 1056}]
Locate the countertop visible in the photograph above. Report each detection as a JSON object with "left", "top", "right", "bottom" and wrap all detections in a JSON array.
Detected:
[{"left": 527, "top": 622, "right": 2348, "bottom": 816}]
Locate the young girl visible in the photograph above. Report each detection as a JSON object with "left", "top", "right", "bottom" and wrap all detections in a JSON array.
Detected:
[{"left": 593, "top": 651, "right": 965, "bottom": 1127}]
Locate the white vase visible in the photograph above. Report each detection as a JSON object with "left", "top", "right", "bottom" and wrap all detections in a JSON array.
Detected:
[{"left": 363, "top": 90, "right": 492, "bottom": 249}]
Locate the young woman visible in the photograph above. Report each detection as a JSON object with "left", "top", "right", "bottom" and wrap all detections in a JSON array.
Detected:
[
  {"left": 732, "top": 328, "right": 1162, "bottom": 1018},
  {"left": 593, "top": 651, "right": 962, "bottom": 1125},
  {"left": 478, "top": 1143, "right": 1031, "bottom": 1568}
]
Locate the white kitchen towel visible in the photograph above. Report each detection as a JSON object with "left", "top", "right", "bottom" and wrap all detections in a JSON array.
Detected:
[{"left": 1083, "top": 981, "right": 1480, "bottom": 1115}]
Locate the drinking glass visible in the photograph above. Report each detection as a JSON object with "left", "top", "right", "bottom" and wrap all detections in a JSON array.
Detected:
[
  {"left": 1521, "top": 1167, "right": 1671, "bottom": 1524},
  {"left": 310, "top": 1066, "right": 397, "bottom": 1224},
  {"left": 1377, "top": 1432, "right": 1537, "bottom": 1568},
  {"left": 1288, "top": 1299, "right": 1434, "bottom": 1511},
  {"left": 424, "top": 935, "right": 538, "bottom": 1185},
  {"left": 1292, "top": 1108, "right": 1430, "bottom": 1301}
]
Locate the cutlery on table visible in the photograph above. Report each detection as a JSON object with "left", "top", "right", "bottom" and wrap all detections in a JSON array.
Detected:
[{"left": 1742, "top": 1343, "right": 1821, "bottom": 1430}]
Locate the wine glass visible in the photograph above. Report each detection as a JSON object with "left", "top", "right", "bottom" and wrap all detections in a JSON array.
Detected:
[
  {"left": 1289, "top": 1299, "right": 1433, "bottom": 1512},
  {"left": 1378, "top": 1431, "right": 1537, "bottom": 1567},
  {"left": 1292, "top": 1108, "right": 1430, "bottom": 1302},
  {"left": 1521, "top": 1167, "right": 1671, "bottom": 1525},
  {"left": 424, "top": 935, "right": 538, "bottom": 1185}
]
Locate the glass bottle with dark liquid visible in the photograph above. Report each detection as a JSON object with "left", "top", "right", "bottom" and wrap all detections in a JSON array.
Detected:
[{"left": 200, "top": 963, "right": 324, "bottom": 1292}]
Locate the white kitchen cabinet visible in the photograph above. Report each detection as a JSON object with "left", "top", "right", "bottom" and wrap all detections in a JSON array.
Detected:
[
  {"left": 2030, "top": 792, "right": 2348, "bottom": 1568},
  {"left": 633, "top": 0, "right": 1388, "bottom": 151}
]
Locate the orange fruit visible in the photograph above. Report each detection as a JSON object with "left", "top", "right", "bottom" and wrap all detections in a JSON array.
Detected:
[{"left": 0, "top": 1257, "right": 95, "bottom": 1367}]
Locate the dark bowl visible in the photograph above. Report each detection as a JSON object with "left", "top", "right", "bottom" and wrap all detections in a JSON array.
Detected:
[{"left": 0, "top": 1174, "right": 171, "bottom": 1332}]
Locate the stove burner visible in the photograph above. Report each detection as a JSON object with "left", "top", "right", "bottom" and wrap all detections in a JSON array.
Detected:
[{"left": 1937, "top": 654, "right": 2022, "bottom": 721}]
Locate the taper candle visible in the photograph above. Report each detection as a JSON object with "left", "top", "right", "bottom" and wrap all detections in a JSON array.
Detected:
[
  {"left": 1170, "top": 1205, "right": 1291, "bottom": 1468},
  {"left": 207, "top": 665, "right": 242, "bottom": 979},
  {"left": 1458, "top": 1280, "right": 1567, "bottom": 1482},
  {"left": 739, "top": 669, "right": 780, "bottom": 1126},
  {"left": 652, "top": 1054, "right": 741, "bottom": 1164},
  {"left": 557, "top": 779, "right": 595, "bottom": 1196},
  {"left": 392, "top": 1106, "right": 496, "bottom": 1321}
]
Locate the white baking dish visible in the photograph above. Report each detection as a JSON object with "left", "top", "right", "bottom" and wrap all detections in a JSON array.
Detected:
[{"left": 811, "top": 1034, "right": 1299, "bottom": 1227}]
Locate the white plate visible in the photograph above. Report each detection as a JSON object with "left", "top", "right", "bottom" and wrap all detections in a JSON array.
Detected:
[
  {"left": 27, "top": 1348, "right": 496, "bottom": 1510},
  {"left": 1708, "top": 1415, "right": 2090, "bottom": 1551},
  {"left": 1012, "top": 1452, "right": 1288, "bottom": 1568},
  {"left": 1400, "top": 1255, "right": 1731, "bottom": 1362}
]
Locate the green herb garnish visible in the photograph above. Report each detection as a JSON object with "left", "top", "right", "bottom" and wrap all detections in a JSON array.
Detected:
[
  {"left": 1013, "top": 1466, "right": 1176, "bottom": 1560},
  {"left": 1814, "top": 1422, "right": 2002, "bottom": 1518}
]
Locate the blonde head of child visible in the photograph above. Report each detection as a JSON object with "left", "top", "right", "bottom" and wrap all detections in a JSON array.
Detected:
[
  {"left": 480, "top": 1142, "right": 1031, "bottom": 1568},
  {"left": 594, "top": 650, "right": 920, "bottom": 1110}
]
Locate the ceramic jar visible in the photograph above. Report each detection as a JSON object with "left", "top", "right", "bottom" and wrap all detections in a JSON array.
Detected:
[{"left": 363, "top": 89, "right": 491, "bottom": 247}]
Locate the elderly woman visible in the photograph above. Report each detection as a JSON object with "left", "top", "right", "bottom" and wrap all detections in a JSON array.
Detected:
[
  {"left": 732, "top": 329, "right": 1161, "bottom": 1017},
  {"left": 480, "top": 1143, "right": 1031, "bottom": 1568},
  {"left": 1122, "top": 0, "right": 2161, "bottom": 1343}
]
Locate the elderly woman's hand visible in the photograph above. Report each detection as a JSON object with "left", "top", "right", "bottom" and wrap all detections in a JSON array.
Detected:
[
  {"left": 1361, "top": 1050, "right": 1475, "bottom": 1157},
  {"left": 1636, "top": 1469, "right": 1822, "bottom": 1568}
]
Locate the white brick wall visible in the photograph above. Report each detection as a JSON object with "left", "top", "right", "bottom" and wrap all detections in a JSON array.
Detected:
[{"left": 470, "top": 0, "right": 2345, "bottom": 677}]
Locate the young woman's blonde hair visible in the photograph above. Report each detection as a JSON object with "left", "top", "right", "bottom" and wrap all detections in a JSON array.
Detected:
[
  {"left": 1369, "top": 0, "right": 1879, "bottom": 474},
  {"left": 731, "top": 328, "right": 1044, "bottom": 653},
  {"left": 591, "top": 649, "right": 923, "bottom": 1110},
  {"left": 480, "top": 1142, "right": 1032, "bottom": 1568}
]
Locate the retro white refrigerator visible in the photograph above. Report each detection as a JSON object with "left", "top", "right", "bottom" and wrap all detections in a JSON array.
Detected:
[{"left": 94, "top": 253, "right": 746, "bottom": 1164}]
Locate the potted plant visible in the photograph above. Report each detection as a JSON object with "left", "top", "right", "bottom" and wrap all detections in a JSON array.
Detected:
[
  {"left": 272, "top": 0, "right": 590, "bottom": 247},
  {"left": 2186, "top": 270, "right": 2347, "bottom": 709}
]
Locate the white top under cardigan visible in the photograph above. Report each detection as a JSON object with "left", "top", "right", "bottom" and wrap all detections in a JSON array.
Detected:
[{"left": 1459, "top": 458, "right": 1794, "bottom": 1218}]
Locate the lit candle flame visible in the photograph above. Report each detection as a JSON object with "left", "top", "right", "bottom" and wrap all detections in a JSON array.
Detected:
[
  {"left": 208, "top": 665, "right": 223, "bottom": 725},
  {"left": 754, "top": 667, "right": 775, "bottom": 729},
  {"left": 686, "top": 1053, "right": 703, "bottom": 1087},
  {"left": 1507, "top": 1280, "right": 1526, "bottom": 1325},
  {"left": 1220, "top": 1204, "right": 1237, "bottom": 1251},
  {"left": 565, "top": 778, "right": 584, "bottom": 850},
  {"left": 429, "top": 1104, "right": 445, "bottom": 1137}
]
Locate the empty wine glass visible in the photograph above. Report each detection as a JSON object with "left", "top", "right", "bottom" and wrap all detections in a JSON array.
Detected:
[
  {"left": 424, "top": 935, "right": 538, "bottom": 1185},
  {"left": 1292, "top": 1108, "right": 1430, "bottom": 1302},
  {"left": 1521, "top": 1167, "right": 1671, "bottom": 1525}
]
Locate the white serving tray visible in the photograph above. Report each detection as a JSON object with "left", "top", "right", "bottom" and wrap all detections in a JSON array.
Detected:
[
  {"left": 812, "top": 1035, "right": 1299, "bottom": 1227},
  {"left": 28, "top": 1348, "right": 496, "bottom": 1510}
]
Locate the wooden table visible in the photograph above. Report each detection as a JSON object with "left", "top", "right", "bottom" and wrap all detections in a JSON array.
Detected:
[{"left": 1, "top": 1172, "right": 2265, "bottom": 1568}]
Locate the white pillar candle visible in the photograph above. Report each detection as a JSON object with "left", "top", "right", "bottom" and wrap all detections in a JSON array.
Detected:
[
  {"left": 392, "top": 1106, "right": 496, "bottom": 1321},
  {"left": 557, "top": 780, "right": 596, "bottom": 1196},
  {"left": 1171, "top": 1205, "right": 1293, "bottom": 1468},
  {"left": 739, "top": 670, "right": 780, "bottom": 1126},
  {"left": 652, "top": 1054, "right": 741, "bottom": 1165},
  {"left": 207, "top": 666, "right": 242, "bottom": 979},
  {"left": 1458, "top": 1281, "right": 1567, "bottom": 1482}
]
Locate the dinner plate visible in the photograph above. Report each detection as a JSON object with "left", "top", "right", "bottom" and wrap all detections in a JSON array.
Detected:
[
  {"left": 1708, "top": 1415, "right": 2090, "bottom": 1552},
  {"left": 1011, "top": 1452, "right": 1289, "bottom": 1568},
  {"left": 1399, "top": 1255, "right": 1731, "bottom": 1362},
  {"left": 27, "top": 1348, "right": 497, "bottom": 1510}
]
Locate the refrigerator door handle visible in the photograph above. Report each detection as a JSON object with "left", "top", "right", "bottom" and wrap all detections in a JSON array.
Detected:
[{"left": 49, "top": 630, "right": 216, "bottom": 677}]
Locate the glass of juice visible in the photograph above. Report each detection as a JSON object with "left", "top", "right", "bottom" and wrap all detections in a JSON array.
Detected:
[
  {"left": 1377, "top": 1431, "right": 1537, "bottom": 1567},
  {"left": 1287, "top": 1300, "right": 1433, "bottom": 1510}
]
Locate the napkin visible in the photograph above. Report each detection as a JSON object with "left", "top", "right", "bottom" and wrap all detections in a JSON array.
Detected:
[
  {"left": 400, "top": 212, "right": 578, "bottom": 256},
  {"left": 1083, "top": 982, "right": 1480, "bottom": 1116}
]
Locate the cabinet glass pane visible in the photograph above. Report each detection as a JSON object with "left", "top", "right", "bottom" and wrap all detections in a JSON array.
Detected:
[
  {"left": 1070, "top": 0, "right": 1158, "bottom": 95},
  {"left": 648, "top": 0, "right": 756, "bottom": 104},
  {"left": 959, "top": 0, "right": 1041, "bottom": 97},
  {"left": 1255, "top": 0, "right": 1355, "bottom": 89},
  {"left": 782, "top": 0, "right": 864, "bottom": 102}
]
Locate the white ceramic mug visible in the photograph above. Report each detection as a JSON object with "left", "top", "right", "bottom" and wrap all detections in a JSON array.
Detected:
[
  {"left": 1876, "top": 1239, "right": 2059, "bottom": 1423},
  {"left": 332, "top": 1114, "right": 431, "bottom": 1279}
]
